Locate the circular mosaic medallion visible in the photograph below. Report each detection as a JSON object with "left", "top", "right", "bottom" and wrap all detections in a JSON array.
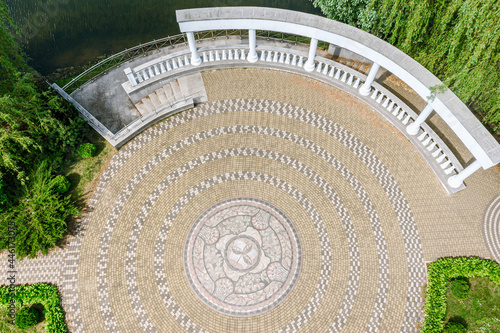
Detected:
[{"left": 184, "top": 198, "right": 302, "bottom": 316}]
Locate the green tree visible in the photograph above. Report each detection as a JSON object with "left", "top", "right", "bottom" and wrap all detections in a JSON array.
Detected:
[
  {"left": 0, "top": 160, "right": 78, "bottom": 258},
  {"left": 0, "top": 74, "right": 85, "bottom": 184},
  {"left": 311, "top": 0, "right": 500, "bottom": 131},
  {"left": 0, "top": 1, "right": 29, "bottom": 94}
]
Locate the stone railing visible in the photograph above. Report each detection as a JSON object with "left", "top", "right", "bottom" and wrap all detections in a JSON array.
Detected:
[
  {"left": 122, "top": 42, "right": 465, "bottom": 193},
  {"left": 155, "top": 6, "right": 500, "bottom": 193}
]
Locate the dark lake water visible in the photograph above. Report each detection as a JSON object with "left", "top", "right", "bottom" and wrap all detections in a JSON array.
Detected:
[{"left": 5, "top": 0, "right": 320, "bottom": 75}]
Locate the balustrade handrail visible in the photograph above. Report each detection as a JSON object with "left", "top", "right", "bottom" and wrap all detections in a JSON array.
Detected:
[
  {"left": 62, "top": 34, "right": 188, "bottom": 93},
  {"left": 176, "top": 7, "right": 500, "bottom": 173},
  {"left": 63, "top": 29, "right": 328, "bottom": 94}
]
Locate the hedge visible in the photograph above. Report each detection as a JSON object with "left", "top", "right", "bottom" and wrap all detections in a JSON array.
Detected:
[
  {"left": 423, "top": 257, "right": 500, "bottom": 332},
  {"left": 0, "top": 284, "right": 67, "bottom": 333}
]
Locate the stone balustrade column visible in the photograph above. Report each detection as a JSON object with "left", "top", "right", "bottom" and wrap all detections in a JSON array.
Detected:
[
  {"left": 406, "top": 104, "right": 434, "bottom": 135},
  {"left": 124, "top": 68, "right": 138, "bottom": 86},
  {"left": 303, "top": 38, "right": 318, "bottom": 72},
  {"left": 359, "top": 63, "right": 380, "bottom": 96},
  {"left": 247, "top": 29, "right": 258, "bottom": 63},
  {"left": 448, "top": 160, "right": 481, "bottom": 188},
  {"left": 186, "top": 31, "right": 202, "bottom": 66}
]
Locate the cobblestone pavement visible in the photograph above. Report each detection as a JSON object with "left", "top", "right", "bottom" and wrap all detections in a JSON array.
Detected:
[{"left": 2, "top": 69, "right": 499, "bottom": 333}]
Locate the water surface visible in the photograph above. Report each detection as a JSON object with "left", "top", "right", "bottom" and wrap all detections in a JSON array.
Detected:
[{"left": 6, "top": 0, "right": 320, "bottom": 74}]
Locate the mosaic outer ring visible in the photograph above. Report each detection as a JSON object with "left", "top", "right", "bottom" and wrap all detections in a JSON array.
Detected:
[
  {"left": 183, "top": 197, "right": 302, "bottom": 316},
  {"left": 483, "top": 194, "right": 500, "bottom": 263}
]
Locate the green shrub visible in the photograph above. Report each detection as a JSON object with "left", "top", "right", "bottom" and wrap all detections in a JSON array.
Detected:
[
  {"left": 15, "top": 306, "right": 39, "bottom": 329},
  {"left": 51, "top": 175, "right": 71, "bottom": 194},
  {"left": 77, "top": 143, "right": 96, "bottom": 158},
  {"left": 443, "top": 321, "right": 467, "bottom": 333},
  {"left": 0, "top": 284, "right": 67, "bottom": 333},
  {"left": 423, "top": 257, "right": 500, "bottom": 332},
  {"left": 450, "top": 279, "right": 470, "bottom": 300}
]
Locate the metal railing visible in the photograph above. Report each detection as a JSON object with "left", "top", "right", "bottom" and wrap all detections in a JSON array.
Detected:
[
  {"left": 63, "top": 34, "right": 188, "bottom": 93},
  {"left": 63, "top": 30, "right": 325, "bottom": 94}
]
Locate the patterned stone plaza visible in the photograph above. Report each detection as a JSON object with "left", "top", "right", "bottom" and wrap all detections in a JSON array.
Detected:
[{"left": 3, "top": 69, "right": 500, "bottom": 332}]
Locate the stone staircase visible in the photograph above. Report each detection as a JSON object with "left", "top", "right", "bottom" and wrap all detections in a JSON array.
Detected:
[{"left": 135, "top": 79, "right": 184, "bottom": 116}]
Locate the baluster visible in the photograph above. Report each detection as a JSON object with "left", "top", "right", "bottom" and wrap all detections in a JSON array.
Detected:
[
  {"left": 215, "top": 50, "right": 221, "bottom": 61},
  {"left": 334, "top": 68, "right": 341, "bottom": 80},
  {"left": 222, "top": 49, "right": 228, "bottom": 60},
  {"left": 322, "top": 64, "right": 329, "bottom": 75},
  {"left": 266, "top": 51, "right": 273, "bottom": 62},
  {"left": 148, "top": 66, "right": 155, "bottom": 78},
  {"left": 153, "top": 64, "right": 161, "bottom": 76},
  {"left": 328, "top": 66, "right": 335, "bottom": 77},
  {"left": 172, "top": 58, "right": 178, "bottom": 69},
  {"left": 272, "top": 51, "right": 279, "bottom": 62},
  {"left": 341, "top": 71, "right": 348, "bottom": 82},
  {"left": 209, "top": 51, "right": 214, "bottom": 62},
  {"left": 260, "top": 50, "right": 266, "bottom": 61},
  {"left": 347, "top": 74, "right": 354, "bottom": 85},
  {"left": 353, "top": 77, "right": 361, "bottom": 88},
  {"left": 159, "top": 62, "right": 166, "bottom": 73},
  {"left": 202, "top": 52, "right": 208, "bottom": 62},
  {"left": 279, "top": 52, "right": 285, "bottom": 63},
  {"left": 297, "top": 56, "right": 304, "bottom": 67},
  {"left": 166, "top": 60, "right": 172, "bottom": 71},
  {"left": 316, "top": 62, "right": 323, "bottom": 73},
  {"left": 285, "top": 53, "right": 291, "bottom": 64},
  {"left": 234, "top": 49, "right": 240, "bottom": 60},
  {"left": 291, "top": 55, "right": 297, "bottom": 66}
]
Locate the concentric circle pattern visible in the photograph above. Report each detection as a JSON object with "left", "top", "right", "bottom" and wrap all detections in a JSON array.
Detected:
[
  {"left": 76, "top": 93, "right": 428, "bottom": 333},
  {"left": 184, "top": 198, "right": 301, "bottom": 316},
  {"left": 484, "top": 194, "right": 500, "bottom": 263}
]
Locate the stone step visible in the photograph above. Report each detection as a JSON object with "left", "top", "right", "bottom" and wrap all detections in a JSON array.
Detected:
[
  {"left": 135, "top": 102, "right": 149, "bottom": 116},
  {"left": 170, "top": 80, "right": 181, "bottom": 99},
  {"left": 142, "top": 98, "right": 155, "bottom": 113},
  {"left": 162, "top": 84, "right": 174, "bottom": 101},
  {"left": 149, "top": 93, "right": 161, "bottom": 109},
  {"left": 155, "top": 88, "right": 169, "bottom": 105}
]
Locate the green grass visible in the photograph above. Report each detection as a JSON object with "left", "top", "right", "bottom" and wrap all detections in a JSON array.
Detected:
[
  {"left": 444, "top": 277, "right": 500, "bottom": 332},
  {"left": 61, "top": 128, "right": 116, "bottom": 235}
]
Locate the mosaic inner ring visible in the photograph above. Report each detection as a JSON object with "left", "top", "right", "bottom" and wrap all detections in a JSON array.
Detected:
[
  {"left": 75, "top": 97, "right": 427, "bottom": 333},
  {"left": 184, "top": 198, "right": 302, "bottom": 316}
]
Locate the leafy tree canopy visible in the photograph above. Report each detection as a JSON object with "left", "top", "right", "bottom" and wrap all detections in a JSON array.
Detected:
[{"left": 311, "top": 0, "right": 500, "bottom": 131}]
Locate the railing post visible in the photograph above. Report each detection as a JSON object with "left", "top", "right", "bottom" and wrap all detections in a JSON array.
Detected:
[
  {"left": 406, "top": 104, "right": 434, "bottom": 135},
  {"left": 359, "top": 63, "right": 380, "bottom": 96},
  {"left": 303, "top": 38, "right": 318, "bottom": 72},
  {"left": 186, "top": 31, "right": 202, "bottom": 66},
  {"left": 448, "top": 160, "right": 481, "bottom": 188},
  {"left": 247, "top": 29, "right": 258, "bottom": 63}
]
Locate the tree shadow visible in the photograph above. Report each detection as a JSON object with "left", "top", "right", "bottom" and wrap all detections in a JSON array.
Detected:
[{"left": 447, "top": 316, "right": 467, "bottom": 329}]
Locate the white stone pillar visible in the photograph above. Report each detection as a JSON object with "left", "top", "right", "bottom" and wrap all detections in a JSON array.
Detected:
[
  {"left": 124, "top": 68, "right": 137, "bottom": 86},
  {"left": 186, "top": 32, "right": 201, "bottom": 66},
  {"left": 448, "top": 160, "right": 481, "bottom": 188},
  {"left": 247, "top": 29, "right": 258, "bottom": 63},
  {"left": 406, "top": 104, "right": 434, "bottom": 135},
  {"left": 359, "top": 63, "right": 380, "bottom": 96},
  {"left": 303, "top": 38, "right": 318, "bottom": 72}
]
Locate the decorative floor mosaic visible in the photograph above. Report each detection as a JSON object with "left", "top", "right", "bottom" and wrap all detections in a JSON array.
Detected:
[
  {"left": 3, "top": 69, "right": 499, "bottom": 333},
  {"left": 184, "top": 198, "right": 301, "bottom": 316}
]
